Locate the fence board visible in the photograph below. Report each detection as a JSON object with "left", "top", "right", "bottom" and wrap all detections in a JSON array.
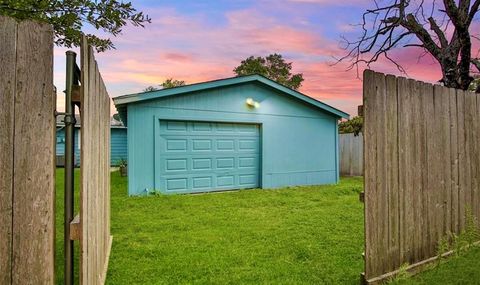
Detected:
[
  {"left": 456, "top": 90, "right": 466, "bottom": 230},
  {"left": 0, "top": 16, "right": 55, "bottom": 284},
  {"left": 0, "top": 16, "right": 17, "bottom": 285},
  {"left": 363, "top": 70, "right": 377, "bottom": 279},
  {"left": 80, "top": 36, "right": 112, "bottom": 285},
  {"left": 12, "top": 19, "right": 55, "bottom": 284},
  {"left": 385, "top": 74, "right": 399, "bottom": 271},
  {"left": 363, "top": 70, "right": 480, "bottom": 283}
]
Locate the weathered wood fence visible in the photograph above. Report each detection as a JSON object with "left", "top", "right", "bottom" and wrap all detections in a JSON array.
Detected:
[
  {"left": 78, "top": 36, "right": 113, "bottom": 285},
  {"left": 363, "top": 70, "right": 480, "bottom": 283},
  {"left": 339, "top": 133, "right": 363, "bottom": 176},
  {"left": 0, "top": 16, "right": 111, "bottom": 284},
  {"left": 0, "top": 16, "right": 56, "bottom": 284}
]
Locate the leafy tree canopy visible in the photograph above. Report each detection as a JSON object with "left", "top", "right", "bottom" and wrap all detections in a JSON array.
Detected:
[
  {"left": 143, "top": 78, "right": 186, "bottom": 92},
  {"left": 339, "top": 116, "right": 363, "bottom": 136},
  {"left": 233, "top": 53, "right": 304, "bottom": 90},
  {"left": 0, "top": 0, "right": 150, "bottom": 52}
]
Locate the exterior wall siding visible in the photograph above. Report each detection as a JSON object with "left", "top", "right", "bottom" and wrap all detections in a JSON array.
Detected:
[
  {"left": 110, "top": 128, "right": 128, "bottom": 164},
  {"left": 127, "top": 82, "right": 339, "bottom": 195},
  {"left": 56, "top": 127, "right": 127, "bottom": 166}
]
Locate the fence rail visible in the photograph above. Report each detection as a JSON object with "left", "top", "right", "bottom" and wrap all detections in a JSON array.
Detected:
[
  {"left": 339, "top": 133, "right": 363, "bottom": 176},
  {"left": 0, "top": 16, "right": 55, "bottom": 284},
  {"left": 363, "top": 70, "right": 480, "bottom": 283}
]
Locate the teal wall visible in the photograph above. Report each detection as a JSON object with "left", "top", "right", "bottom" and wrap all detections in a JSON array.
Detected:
[
  {"left": 56, "top": 127, "right": 127, "bottom": 166},
  {"left": 110, "top": 128, "right": 128, "bottom": 164},
  {"left": 56, "top": 128, "right": 81, "bottom": 166},
  {"left": 127, "top": 81, "right": 340, "bottom": 195}
]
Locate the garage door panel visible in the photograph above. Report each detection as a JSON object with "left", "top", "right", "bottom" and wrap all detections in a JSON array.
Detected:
[
  {"left": 166, "top": 178, "right": 188, "bottom": 191},
  {"left": 238, "top": 139, "right": 258, "bottom": 151},
  {"left": 192, "top": 176, "right": 213, "bottom": 189},
  {"left": 166, "top": 120, "right": 188, "bottom": 131},
  {"left": 166, "top": 139, "right": 187, "bottom": 151},
  {"left": 239, "top": 174, "right": 257, "bottom": 186},
  {"left": 165, "top": 159, "right": 188, "bottom": 171},
  {"left": 239, "top": 157, "right": 256, "bottom": 168},
  {"left": 192, "top": 139, "right": 212, "bottom": 151},
  {"left": 192, "top": 158, "right": 212, "bottom": 170},
  {"left": 216, "top": 157, "right": 235, "bottom": 169},
  {"left": 217, "top": 139, "right": 235, "bottom": 150},
  {"left": 157, "top": 120, "right": 260, "bottom": 193}
]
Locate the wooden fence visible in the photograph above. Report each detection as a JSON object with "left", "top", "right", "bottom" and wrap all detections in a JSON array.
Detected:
[
  {"left": 0, "top": 16, "right": 111, "bottom": 284},
  {"left": 78, "top": 36, "right": 112, "bottom": 284},
  {"left": 339, "top": 133, "right": 363, "bottom": 176},
  {"left": 0, "top": 16, "right": 55, "bottom": 283},
  {"left": 363, "top": 70, "right": 480, "bottom": 283}
]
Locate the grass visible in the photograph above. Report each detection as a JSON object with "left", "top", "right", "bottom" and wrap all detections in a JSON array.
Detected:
[
  {"left": 390, "top": 247, "right": 480, "bottom": 284},
  {"left": 54, "top": 169, "right": 480, "bottom": 284}
]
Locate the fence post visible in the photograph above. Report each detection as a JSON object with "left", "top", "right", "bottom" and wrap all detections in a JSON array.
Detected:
[{"left": 64, "top": 50, "right": 78, "bottom": 285}]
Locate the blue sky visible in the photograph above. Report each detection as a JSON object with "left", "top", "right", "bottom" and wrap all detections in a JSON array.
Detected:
[{"left": 54, "top": 0, "right": 446, "bottom": 116}]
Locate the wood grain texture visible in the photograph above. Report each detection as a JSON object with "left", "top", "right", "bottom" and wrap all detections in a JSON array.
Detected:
[
  {"left": 11, "top": 18, "right": 55, "bottom": 284},
  {"left": 363, "top": 69, "right": 377, "bottom": 278},
  {"left": 385, "top": 74, "right": 399, "bottom": 271},
  {"left": 363, "top": 71, "right": 480, "bottom": 282},
  {"left": 0, "top": 15, "right": 17, "bottom": 284},
  {"left": 80, "top": 35, "right": 112, "bottom": 285}
]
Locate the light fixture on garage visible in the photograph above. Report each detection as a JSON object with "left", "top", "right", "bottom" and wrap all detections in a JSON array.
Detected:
[{"left": 246, "top": 97, "right": 260, "bottom": 108}]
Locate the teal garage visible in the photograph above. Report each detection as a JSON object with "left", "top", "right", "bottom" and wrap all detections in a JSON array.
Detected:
[{"left": 113, "top": 75, "right": 348, "bottom": 195}]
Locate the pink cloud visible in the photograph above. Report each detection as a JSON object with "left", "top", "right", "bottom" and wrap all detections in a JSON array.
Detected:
[
  {"left": 53, "top": 6, "right": 458, "bottom": 116},
  {"left": 162, "top": 52, "right": 194, "bottom": 62}
]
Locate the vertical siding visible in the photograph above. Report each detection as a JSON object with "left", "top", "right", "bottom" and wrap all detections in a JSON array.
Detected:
[
  {"left": 56, "top": 127, "right": 127, "bottom": 165},
  {"left": 110, "top": 128, "right": 127, "bottom": 165},
  {"left": 56, "top": 128, "right": 81, "bottom": 165}
]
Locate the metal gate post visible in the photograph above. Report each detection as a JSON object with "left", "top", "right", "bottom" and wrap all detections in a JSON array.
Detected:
[{"left": 64, "top": 50, "right": 77, "bottom": 285}]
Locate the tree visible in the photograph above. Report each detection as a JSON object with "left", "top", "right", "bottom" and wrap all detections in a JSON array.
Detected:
[
  {"left": 233, "top": 53, "right": 304, "bottom": 90},
  {"left": 0, "top": 0, "right": 150, "bottom": 52},
  {"left": 161, "top": 78, "right": 186, "bottom": 89},
  {"left": 340, "top": 0, "right": 480, "bottom": 92},
  {"left": 143, "top": 78, "right": 186, "bottom": 92},
  {"left": 143, "top": 86, "right": 159, "bottom": 92},
  {"left": 339, "top": 116, "right": 363, "bottom": 136}
]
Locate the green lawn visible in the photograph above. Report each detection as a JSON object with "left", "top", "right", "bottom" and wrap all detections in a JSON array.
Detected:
[{"left": 54, "top": 169, "right": 480, "bottom": 284}]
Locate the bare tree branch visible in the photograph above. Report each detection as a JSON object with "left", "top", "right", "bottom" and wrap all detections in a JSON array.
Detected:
[
  {"left": 339, "top": 0, "right": 478, "bottom": 90},
  {"left": 428, "top": 17, "right": 448, "bottom": 48}
]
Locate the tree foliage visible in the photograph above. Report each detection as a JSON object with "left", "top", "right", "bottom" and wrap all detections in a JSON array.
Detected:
[
  {"left": 339, "top": 116, "right": 363, "bottom": 136},
  {"left": 143, "top": 78, "right": 186, "bottom": 92},
  {"left": 233, "top": 53, "right": 304, "bottom": 90},
  {"left": 161, "top": 78, "right": 186, "bottom": 89},
  {"left": 340, "top": 0, "right": 480, "bottom": 92},
  {"left": 0, "top": 0, "right": 150, "bottom": 52},
  {"left": 469, "top": 76, "right": 480, "bottom": 92}
]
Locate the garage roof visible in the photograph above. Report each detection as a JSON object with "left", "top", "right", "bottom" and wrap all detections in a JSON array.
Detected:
[{"left": 113, "top": 74, "right": 349, "bottom": 119}]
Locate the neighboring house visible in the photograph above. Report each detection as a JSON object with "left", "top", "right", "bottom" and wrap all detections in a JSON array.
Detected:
[
  {"left": 56, "top": 115, "right": 127, "bottom": 166},
  {"left": 114, "top": 75, "right": 349, "bottom": 195}
]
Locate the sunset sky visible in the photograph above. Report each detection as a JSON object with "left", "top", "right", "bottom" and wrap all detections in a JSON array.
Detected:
[{"left": 53, "top": 0, "right": 448, "bottom": 116}]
